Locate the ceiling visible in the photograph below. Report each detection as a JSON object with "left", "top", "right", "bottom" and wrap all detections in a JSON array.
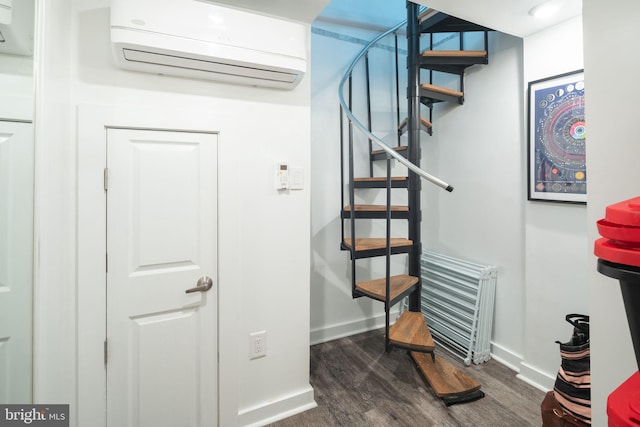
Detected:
[
  {"left": 211, "top": 0, "right": 582, "bottom": 38},
  {"left": 412, "top": 0, "right": 583, "bottom": 37},
  {"left": 315, "top": 0, "right": 408, "bottom": 30},
  {"left": 207, "top": 0, "right": 331, "bottom": 24}
]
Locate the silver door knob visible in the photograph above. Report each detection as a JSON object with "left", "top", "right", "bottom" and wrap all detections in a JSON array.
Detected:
[{"left": 185, "top": 276, "right": 214, "bottom": 293}]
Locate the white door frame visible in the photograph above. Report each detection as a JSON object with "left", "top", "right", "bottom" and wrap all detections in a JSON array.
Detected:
[{"left": 77, "top": 104, "right": 223, "bottom": 427}]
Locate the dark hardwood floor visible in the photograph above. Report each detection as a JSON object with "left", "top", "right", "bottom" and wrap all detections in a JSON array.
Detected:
[{"left": 269, "top": 328, "right": 545, "bottom": 427}]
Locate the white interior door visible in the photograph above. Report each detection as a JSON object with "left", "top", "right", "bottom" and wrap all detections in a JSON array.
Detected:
[
  {"left": 106, "top": 128, "right": 217, "bottom": 427},
  {"left": 0, "top": 120, "right": 33, "bottom": 403}
]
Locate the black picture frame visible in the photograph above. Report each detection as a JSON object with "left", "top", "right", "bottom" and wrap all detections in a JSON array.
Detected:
[{"left": 527, "top": 69, "right": 586, "bottom": 204}]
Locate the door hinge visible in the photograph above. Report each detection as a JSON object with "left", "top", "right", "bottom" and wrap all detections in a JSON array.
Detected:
[
  {"left": 106, "top": 253, "right": 108, "bottom": 274},
  {"left": 104, "top": 167, "right": 109, "bottom": 191},
  {"left": 104, "top": 338, "right": 108, "bottom": 365}
]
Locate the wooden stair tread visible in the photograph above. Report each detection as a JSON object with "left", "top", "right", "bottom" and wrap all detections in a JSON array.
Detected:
[
  {"left": 422, "top": 50, "right": 487, "bottom": 58},
  {"left": 418, "top": 8, "right": 439, "bottom": 22},
  {"left": 356, "top": 274, "right": 418, "bottom": 302},
  {"left": 419, "top": 12, "right": 493, "bottom": 34},
  {"left": 354, "top": 176, "right": 407, "bottom": 182},
  {"left": 388, "top": 311, "right": 435, "bottom": 352},
  {"left": 344, "top": 204, "right": 409, "bottom": 212},
  {"left": 398, "top": 116, "right": 433, "bottom": 130},
  {"left": 342, "top": 238, "right": 412, "bottom": 251},
  {"left": 411, "top": 351, "right": 481, "bottom": 397},
  {"left": 353, "top": 176, "right": 409, "bottom": 189},
  {"left": 371, "top": 145, "right": 407, "bottom": 156},
  {"left": 420, "top": 83, "right": 464, "bottom": 98}
]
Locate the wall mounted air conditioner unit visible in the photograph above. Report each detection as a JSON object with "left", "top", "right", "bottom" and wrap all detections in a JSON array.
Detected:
[{"left": 111, "top": 0, "right": 307, "bottom": 89}]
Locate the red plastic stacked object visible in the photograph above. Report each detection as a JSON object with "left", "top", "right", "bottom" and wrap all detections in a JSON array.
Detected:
[
  {"left": 607, "top": 372, "right": 640, "bottom": 426},
  {"left": 595, "top": 197, "right": 640, "bottom": 426},
  {"left": 595, "top": 197, "right": 640, "bottom": 267}
]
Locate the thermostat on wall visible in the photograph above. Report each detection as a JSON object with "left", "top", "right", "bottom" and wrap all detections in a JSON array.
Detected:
[{"left": 277, "top": 163, "right": 289, "bottom": 190}]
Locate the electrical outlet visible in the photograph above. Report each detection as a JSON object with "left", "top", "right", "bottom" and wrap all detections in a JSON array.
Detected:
[{"left": 250, "top": 331, "right": 267, "bottom": 359}]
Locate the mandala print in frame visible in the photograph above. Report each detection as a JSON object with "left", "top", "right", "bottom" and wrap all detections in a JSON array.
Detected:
[{"left": 528, "top": 70, "right": 586, "bottom": 203}]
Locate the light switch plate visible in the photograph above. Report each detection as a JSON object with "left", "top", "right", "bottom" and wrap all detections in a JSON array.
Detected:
[{"left": 290, "top": 167, "right": 304, "bottom": 190}]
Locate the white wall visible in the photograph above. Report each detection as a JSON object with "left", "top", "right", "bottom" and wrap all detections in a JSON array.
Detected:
[
  {"left": 583, "top": 1, "right": 640, "bottom": 425},
  {"left": 0, "top": 54, "right": 33, "bottom": 121},
  {"left": 421, "top": 31, "right": 527, "bottom": 370},
  {"left": 0, "top": 1, "right": 34, "bottom": 121},
  {"left": 32, "top": 0, "right": 75, "bottom": 412},
  {"left": 0, "top": 15, "right": 35, "bottom": 406},
  {"left": 34, "top": 1, "right": 314, "bottom": 426},
  {"left": 521, "top": 17, "right": 587, "bottom": 389},
  {"left": 310, "top": 21, "right": 407, "bottom": 343},
  {"left": 0, "top": 1, "right": 35, "bottom": 406}
]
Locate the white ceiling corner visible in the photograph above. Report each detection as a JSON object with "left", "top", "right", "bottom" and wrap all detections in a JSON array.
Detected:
[
  {"left": 207, "top": 0, "right": 582, "bottom": 38},
  {"left": 411, "top": 0, "right": 583, "bottom": 38}
]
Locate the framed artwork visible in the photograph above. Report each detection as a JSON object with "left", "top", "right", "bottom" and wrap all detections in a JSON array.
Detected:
[{"left": 527, "top": 70, "right": 586, "bottom": 203}]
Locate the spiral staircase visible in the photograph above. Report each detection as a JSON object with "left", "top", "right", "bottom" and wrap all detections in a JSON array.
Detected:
[{"left": 339, "top": 2, "right": 492, "bottom": 405}]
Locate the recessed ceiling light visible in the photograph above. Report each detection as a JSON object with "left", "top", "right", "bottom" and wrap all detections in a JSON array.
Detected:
[{"left": 528, "top": 1, "right": 560, "bottom": 18}]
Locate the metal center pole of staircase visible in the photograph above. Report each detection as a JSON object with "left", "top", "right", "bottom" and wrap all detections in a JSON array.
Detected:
[{"left": 406, "top": 1, "right": 422, "bottom": 312}]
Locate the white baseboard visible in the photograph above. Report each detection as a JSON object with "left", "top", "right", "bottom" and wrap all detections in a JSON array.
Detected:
[
  {"left": 238, "top": 385, "right": 317, "bottom": 427},
  {"left": 309, "top": 310, "right": 399, "bottom": 345},
  {"left": 517, "top": 361, "right": 555, "bottom": 392},
  {"left": 490, "top": 341, "right": 523, "bottom": 372},
  {"left": 489, "top": 342, "right": 555, "bottom": 392}
]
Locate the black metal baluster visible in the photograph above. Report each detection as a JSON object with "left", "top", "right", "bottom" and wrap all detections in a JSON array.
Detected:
[
  {"left": 348, "top": 74, "right": 357, "bottom": 296},
  {"left": 407, "top": 1, "right": 422, "bottom": 313},
  {"left": 385, "top": 156, "right": 392, "bottom": 352},
  {"left": 365, "top": 53, "right": 373, "bottom": 177}
]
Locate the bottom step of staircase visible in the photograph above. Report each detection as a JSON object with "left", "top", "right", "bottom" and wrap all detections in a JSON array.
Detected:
[
  {"left": 388, "top": 311, "right": 435, "bottom": 352},
  {"left": 411, "top": 351, "right": 484, "bottom": 406}
]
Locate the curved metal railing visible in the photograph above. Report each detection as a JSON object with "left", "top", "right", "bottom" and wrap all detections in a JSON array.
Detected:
[{"left": 337, "top": 15, "right": 453, "bottom": 192}]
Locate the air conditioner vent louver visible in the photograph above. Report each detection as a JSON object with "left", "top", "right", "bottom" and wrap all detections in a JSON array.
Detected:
[{"left": 122, "top": 48, "right": 299, "bottom": 84}]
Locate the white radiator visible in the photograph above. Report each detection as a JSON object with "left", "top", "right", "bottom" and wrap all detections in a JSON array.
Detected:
[{"left": 420, "top": 250, "right": 497, "bottom": 366}]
